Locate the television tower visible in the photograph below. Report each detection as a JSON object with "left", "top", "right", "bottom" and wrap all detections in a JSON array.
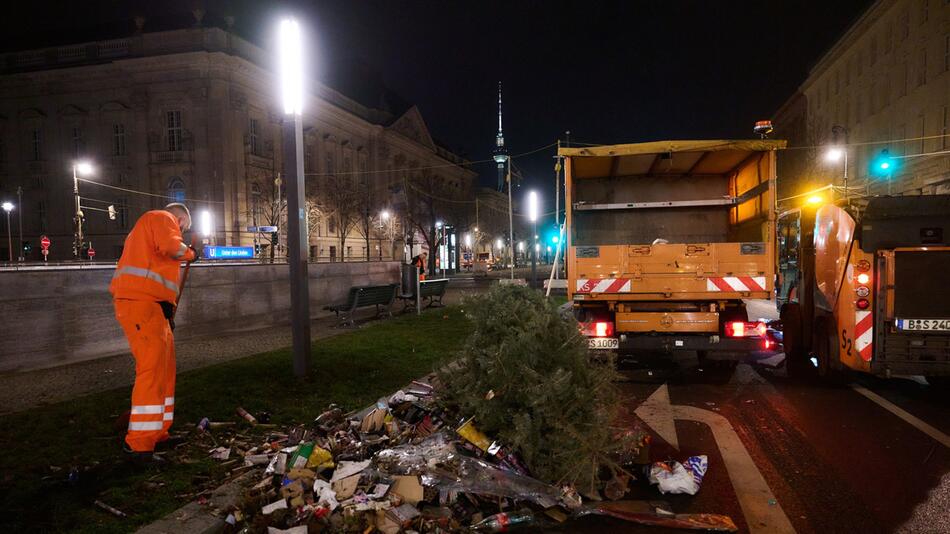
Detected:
[{"left": 493, "top": 81, "right": 508, "bottom": 192}]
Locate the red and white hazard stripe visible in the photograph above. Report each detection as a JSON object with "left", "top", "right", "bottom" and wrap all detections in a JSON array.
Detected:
[
  {"left": 854, "top": 310, "right": 873, "bottom": 362},
  {"left": 575, "top": 278, "right": 632, "bottom": 293},
  {"left": 706, "top": 276, "right": 767, "bottom": 292}
]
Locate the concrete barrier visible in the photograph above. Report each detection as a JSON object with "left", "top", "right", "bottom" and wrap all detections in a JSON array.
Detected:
[{"left": 0, "top": 261, "right": 400, "bottom": 373}]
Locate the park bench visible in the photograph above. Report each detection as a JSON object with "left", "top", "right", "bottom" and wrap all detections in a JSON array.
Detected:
[
  {"left": 398, "top": 278, "right": 450, "bottom": 312},
  {"left": 324, "top": 284, "right": 398, "bottom": 327}
]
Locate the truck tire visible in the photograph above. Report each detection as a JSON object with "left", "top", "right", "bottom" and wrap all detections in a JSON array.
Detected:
[
  {"left": 815, "top": 319, "right": 843, "bottom": 382},
  {"left": 926, "top": 376, "right": 950, "bottom": 389},
  {"left": 781, "top": 303, "right": 811, "bottom": 378}
]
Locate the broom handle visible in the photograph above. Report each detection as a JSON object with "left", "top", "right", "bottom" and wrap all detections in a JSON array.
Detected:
[{"left": 173, "top": 235, "right": 199, "bottom": 316}]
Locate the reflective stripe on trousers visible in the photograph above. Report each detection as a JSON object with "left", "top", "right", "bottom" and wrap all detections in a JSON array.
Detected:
[
  {"left": 114, "top": 299, "right": 177, "bottom": 452},
  {"left": 113, "top": 265, "right": 180, "bottom": 296}
]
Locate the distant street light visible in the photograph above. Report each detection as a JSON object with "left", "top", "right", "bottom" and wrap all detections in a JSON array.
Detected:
[
  {"left": 527, "top": 191, "right": 540, "bottom": 288},
  {"left": 200, "top": 210, "right": 213, "bottom": 239},
  {"left": 2, "top": 201, "right": 13, "bottom": 262},
  {"left": 464, "top": 233, "right": 472, "bottom": 248},
  {"left": 278, "top": 17, "right": 310, "bottom": 378},
  {"left": 496, "top": 238, "right": 503, "bottom": 250},
  {"left": 72, "top": 161, "right": 94, "bottom": 258},
  {"left": 381, "top": 210, "right": 391, "bottom": 221}
]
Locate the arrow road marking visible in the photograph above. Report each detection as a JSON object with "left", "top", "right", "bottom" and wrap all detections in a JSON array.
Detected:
[
  {"left": 633, "top": 379, "right": 680, "bottom": 450},
  {"left": 850, "top": 384, "right": 950, "bottom": 448},
  {"left": 635, "top": 384, "right": 796, "bottom": 534}
]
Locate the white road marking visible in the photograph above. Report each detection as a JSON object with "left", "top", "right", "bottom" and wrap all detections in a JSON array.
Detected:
[
  {"left": 850, "top": 384, "right": 950, "bottom": 448},
  {"left": 634, "top": 382, "right": 679, "bottom": 450},
  {"left": 636, "top": 385, "right": 796, "bottom": 534}
]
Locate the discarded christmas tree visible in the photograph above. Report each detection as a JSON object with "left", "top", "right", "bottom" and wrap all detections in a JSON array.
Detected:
[{"left": 437, "top": 285, "right": 624, "bottom": 494}]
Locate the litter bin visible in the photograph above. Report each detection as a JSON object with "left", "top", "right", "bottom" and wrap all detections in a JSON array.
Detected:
[{"left": 401, "top": 262, "right": 417, "bottom": 294}]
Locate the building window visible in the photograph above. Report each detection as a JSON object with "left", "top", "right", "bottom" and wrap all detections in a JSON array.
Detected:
[
  {"left": 249, "top": 118, "right": 259, "bottom": 155},
  {"left": 116, "top": 198, "right": 129, "bottom": 229},
  {"left": 168, "top": 177, "right": 185, "bottom": 202},
  {"left": 346, "top": 246, "right": 352, "bottom": 258},
  {"left": 917, "top": 49, "right": 927, "bottom": 86},
  {"left": 30, "top": 130, "right": 42, "bottom": 161},
  {"left": 899, "top": 62, "right": 908, "bottom": 96},
  {"left": 250, "top": 183, "right": 262, "bottom": 225},
  {"left": 71, "top": 127, "right": 82, "bottom": 157},
  {"left": 328, "top": 217, "right": 336, "bottom": 234},
  {"left": 942, "top": 106, "right": 948, "bottom": 150},
  {"left": 37, "top": 201, "right": 47, "bottom": 232},
  {"left": 166, "top": 110, "right": 182, "bottom": 151},
  {"left": 113, "top": 124, "right": 126, "bottom": 156},
  {"left": 326, "top": 153, "right": 335, "bottom": 175}
]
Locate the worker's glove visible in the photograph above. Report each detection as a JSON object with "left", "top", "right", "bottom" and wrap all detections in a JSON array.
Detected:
[
  {"left": 188, "top": 245, "right": 199, "bottom": 262},
  {"left": 158, "top": 301, "right": 177, "bottom": 331}
]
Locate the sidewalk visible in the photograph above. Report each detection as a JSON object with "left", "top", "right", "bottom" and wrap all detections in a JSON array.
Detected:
[{"left": 0, "top": 287, "right": 477, "bottom": 415}]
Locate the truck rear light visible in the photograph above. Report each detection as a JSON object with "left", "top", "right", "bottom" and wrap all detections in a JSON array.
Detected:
[
  {"left": 725, "top": 321, "right": 767, "bottom": 338},
  {"left": 582, "top": 321, "right": 615, "bottom": 337},
  {"left": 856, "top": 273, "right": 871, "bottom": 285},
  {"left": 594, "top": 321, "right": 614, "bottom": 337},
  {"left": 856, "top": 260, "right": 871, "bottom": 272},
  {"left": 855, "top": 286, "right": 870, "bottom": 297},
  {"left": 856, "top": 298, "right": 870, "bottom": 310}
]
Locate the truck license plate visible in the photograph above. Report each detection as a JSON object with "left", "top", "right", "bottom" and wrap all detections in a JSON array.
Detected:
[
  {"left": 588, "top": 337, "right": 619, "bottom": 350},
  {"left": 896, "top": 319, "right": 950, "bottom": 332}
]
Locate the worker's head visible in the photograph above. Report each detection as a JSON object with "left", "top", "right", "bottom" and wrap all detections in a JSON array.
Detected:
[{"left": 164, "top": 203, "right": 192, "bottom": 233}]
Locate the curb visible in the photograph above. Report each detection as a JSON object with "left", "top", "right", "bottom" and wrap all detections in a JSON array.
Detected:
[{"left": 134, "top": 471, "right": 253, "bottom": 534}]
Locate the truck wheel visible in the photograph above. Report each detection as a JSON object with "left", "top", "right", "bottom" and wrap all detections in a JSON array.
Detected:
[
  {"left": 926, "top": 376, "right": 950, "bottom": 389},
  {"left": 781, "top": 303, "right": 811, "bottom": 378},
  {"left": 815, "top": 320, "right": 842, "bottom": 382}
]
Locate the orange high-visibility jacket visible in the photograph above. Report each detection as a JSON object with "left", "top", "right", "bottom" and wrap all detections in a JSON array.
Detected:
[{"left": 110, "top": 210, "right": 196, "bottom": 302}]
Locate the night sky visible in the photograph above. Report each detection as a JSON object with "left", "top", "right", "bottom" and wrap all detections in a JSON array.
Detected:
[{"left": 3, "top": 0, "right": 874, "bottom": 193}]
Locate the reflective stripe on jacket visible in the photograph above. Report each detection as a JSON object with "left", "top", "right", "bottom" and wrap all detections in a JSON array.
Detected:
[{"left": 110, "top": 210, "right": 196, "bottom": 302}]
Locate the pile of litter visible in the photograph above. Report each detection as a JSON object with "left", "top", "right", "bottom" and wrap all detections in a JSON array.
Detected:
[{"left": 190, "top": 379, "right": 737, "bottom": 533}]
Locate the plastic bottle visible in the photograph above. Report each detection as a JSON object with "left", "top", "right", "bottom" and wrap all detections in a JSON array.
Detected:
[{"left": 470, "top": 510, "right": 535, "bottom": 532}]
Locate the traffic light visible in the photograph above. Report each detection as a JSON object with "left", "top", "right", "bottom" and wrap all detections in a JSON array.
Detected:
[
  {"left": 22, "top": 241, "right": 32, "bottom": 254},
  {"left": 871, "top": 149, "right": 897, "bottom": 176}
]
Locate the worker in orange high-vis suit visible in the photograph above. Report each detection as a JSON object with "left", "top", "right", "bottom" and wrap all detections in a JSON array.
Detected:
[{"left": 110, "top": 203, "right": 196, "bottom": 463}]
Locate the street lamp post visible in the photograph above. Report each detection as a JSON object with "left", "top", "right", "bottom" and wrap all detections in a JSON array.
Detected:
[
  {"left": 2, "top": 202, "right": 13, "bottom": 262},
  {"left": 279, "top": 17, "right": 311, "bottom": 379},
  {"left": 16, "top": 186, "right": 23, "bottom": 261},
  {"left": 527, "top": 191, "right": 539, "bottom": 289},
  {"left": 826, "top": 125, "right": 849, "bottom": 205},
  {"left": 71, "top": 161, "right": 93, "bottom": 258}
]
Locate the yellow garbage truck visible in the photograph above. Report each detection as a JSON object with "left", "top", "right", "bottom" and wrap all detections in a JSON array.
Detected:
[{"left": 563, "top": 140, "right": 785, "bottom": 359}]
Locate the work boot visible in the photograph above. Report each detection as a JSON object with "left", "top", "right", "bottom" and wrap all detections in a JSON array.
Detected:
[
  {"left": 154, "top": 435, "right": 187, "bottom": 452},
  {"left": 122, "top": 443, "right": 166, "bottom": 466}
]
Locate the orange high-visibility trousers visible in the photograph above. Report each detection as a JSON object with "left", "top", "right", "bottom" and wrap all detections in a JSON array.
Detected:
[{"left": 114, "top": 299, "right": 176, "bottom": 452}]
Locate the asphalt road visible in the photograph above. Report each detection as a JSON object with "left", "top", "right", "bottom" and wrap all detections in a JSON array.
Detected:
[{"left": 561, "top": 333, "right": 949, "bottom": 533}]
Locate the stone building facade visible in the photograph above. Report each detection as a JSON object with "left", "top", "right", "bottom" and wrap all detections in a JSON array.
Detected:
[
  {"left": 773, "top": 0, "right": 949, "bottom": 201},
  {"left": 0, "top": 24, "right": 476, "bottom": 261}
]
